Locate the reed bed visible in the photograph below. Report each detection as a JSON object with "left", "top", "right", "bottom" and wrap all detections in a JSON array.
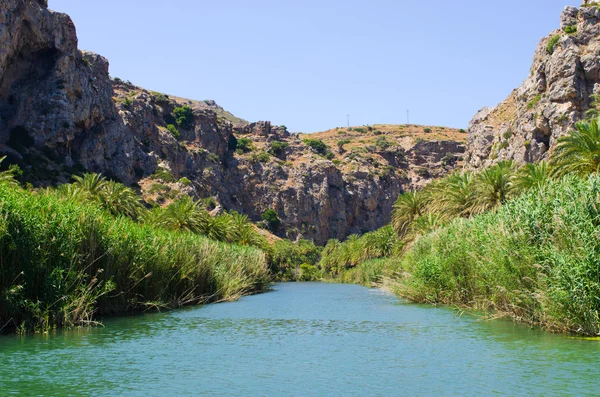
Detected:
[{"left": 0, "top": 184, "right": 269, "bottom": 333}]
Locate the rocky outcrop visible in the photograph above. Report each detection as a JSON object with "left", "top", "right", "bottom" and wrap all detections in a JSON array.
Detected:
[
  {"left": 0, "top": 0, "right": 465, "bottom": 244},
  {"left": 466, "top": 4, "right": 600, "bottom": 168}
]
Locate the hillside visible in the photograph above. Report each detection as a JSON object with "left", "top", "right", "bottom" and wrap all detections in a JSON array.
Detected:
[
  {"left": 0, "top": 0, "right": 466, "bottom": 244},
  {"left": 467, "top": 4, "right": 600, "bottom": 168}
]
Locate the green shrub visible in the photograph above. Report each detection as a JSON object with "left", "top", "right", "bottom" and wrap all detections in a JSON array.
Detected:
[
  {"left": 303, "top": 138, "right": 328, "bottom": 154},
  {"left": 167, "top": 124, "right": 180, "bottom": 139},
  {"left": 375, "top": 136, "right": 391, "bottom": 150},
  {"left": 121, "top": 97, "right": 133, "bottom": 109},
  {"left": 268, "top": 140, "right": 289, "bottom": 156},
  {"left": 527, "top": 94, "right": 542, "bottom": 109},
  {"left": 250, "top": 151, "right": 270, "bottom": 163},
  {"left": 546, "top": 34, "right": 561, "bottom": 54},
  {"left": 173, "top": 106, "right": 194, "bottom": 129},
  {"left": 179, "top": 177, "right": 191, "bottom": 186},
  {"left": 423, "top": 128, "right": 432, "bottom": 133},
  {"left": 236, "top": 137, "right": 254, "bottom": 154},
  {"left": 150, "top": 166, "right": 175, "bottom": 183},
  {"left": 564, "top": 25, "right": 577, "bottom": 34},
  {"left": 261, "top": 209, "right": 281, "bottom": 233}
]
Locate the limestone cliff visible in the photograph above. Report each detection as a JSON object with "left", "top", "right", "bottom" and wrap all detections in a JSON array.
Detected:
[
  {"left": 0, "top": 0, "right": 465, "bottom": 244},
  {"left": 467, "top": 4, "right": 600, "bottom": 168}
]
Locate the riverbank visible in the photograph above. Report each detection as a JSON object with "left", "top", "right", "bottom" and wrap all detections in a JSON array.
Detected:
[
  {"left": 0, "top": 183, "right": 269, "bottom": 333},
  {"left": 323, "top": 175, "right": 600, "bottom": 336}
]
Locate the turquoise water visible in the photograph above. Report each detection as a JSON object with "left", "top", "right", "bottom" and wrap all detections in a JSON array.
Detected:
[{"left": 2, "top": 282, "right": 600, "bottom": 396}]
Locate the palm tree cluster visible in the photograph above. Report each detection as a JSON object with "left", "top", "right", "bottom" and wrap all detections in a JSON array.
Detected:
[
  {"left": 391, "top": 115, "right": 600, "bottom": 241},
  {"left": 54, "top": 173, "right": 268, "bottom": 250}
]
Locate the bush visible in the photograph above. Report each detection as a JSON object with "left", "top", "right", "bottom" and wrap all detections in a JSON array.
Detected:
[
  {"left": 527, "top": 94, "right": 542, "bottom": 109},
  {"left": 303, "top": 139, "right": 328, "bottom": 154},
  {"left": 173, "top": 106, "right": 194, "bottom": 129},
  {"left": 261, "top": 209, "right": 281, "bottom": 233},
  {"left": 150, "top": 167, "right": 175, "bottom": 183},
  {"left": 375, "top": 136, "right": 391, "bottom": 150},
  {"left": 250, "top": 151, "right": 270, "bottom": 163},
  {"left": 423, "top": 128, "right": 432, "bottom": 133},
  {"left": 268, "top": 140, "right": 289, "bottom": 156},
  {"left": 179, "top": 177, "right": 191, "bottom": 186},
  {"left": 564, "top": 25, "right": 577, "bottom": 34},
  {"left": 167, "top": 124, "right": 180, "bottom": 139},
  {"left": 236, "top": 137, "right": 254, "bottom": 154},
  {"left": 546, "top": 34, "right": 561, "bottom": 54}
]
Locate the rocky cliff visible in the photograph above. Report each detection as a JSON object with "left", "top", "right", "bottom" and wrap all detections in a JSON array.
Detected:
[
  {"left": 467, "top": 3, "right": 600, "bottom": 168},
  {"left": 0, "top": 0, "right": 465, "bottom": 244}
]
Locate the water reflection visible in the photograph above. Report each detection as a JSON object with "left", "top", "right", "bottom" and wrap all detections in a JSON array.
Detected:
[{"left": 2, "top": 283, "right": 599, "bottom": 397}]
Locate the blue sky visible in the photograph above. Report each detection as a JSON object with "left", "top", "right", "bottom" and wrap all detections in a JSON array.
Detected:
[{"left": 50, "top": 0, "right": 575, "bottom": 132}]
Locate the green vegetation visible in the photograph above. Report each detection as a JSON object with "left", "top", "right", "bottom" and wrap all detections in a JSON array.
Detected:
[
  {"left": 261, "top": 209, "right": 281, "bottom": 233},
  {"left": 236, "top": 137, "right": 254, "bottom": 154},
  {"left": 270, "top": 239, "right": 322, "bottom": 280},
  {"left": 337, "top": 139, "right": 351, "bottom": 151},
  {"left": 564, "top": 25, "right": 577, "bottom": 34},
  {"left": 317, "top": 116, "right": 600, "bottom": 335},
  {"left": 397, "top": 175, "right": 600, "bottom": 334},
  {"left": 249, "top": 151, "right": 270, "bottom": 163},
  {"left": 167, "top": 124, "right": 180, "bottom": 139},
  {"left": 268, "top": 141, "right": 289, "bottom": 156},
  {"left": 121, "top": 97, "right": 133, "bottom": 109},
  {"left": 303, "top": 138, "right": 328, "bottom": 154},
  {"left": 0, "top": 175, "right": 269, "bottom": 333},
  {"left": 527, "top": 94, "right": 542, "bottom": 109},
  {"left": 423, "top": 128, "right": 432, "bottom": 133},
  {"left": 173, "top": 106, "right": 194, "bottom": 129},
  {"left": 546, "top": 34, "right": 561, "bottom": 54},
  {"left": 375, "top": 136, "right": 391, "bottom": 150}
]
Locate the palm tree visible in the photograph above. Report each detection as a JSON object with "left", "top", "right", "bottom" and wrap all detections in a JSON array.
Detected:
[
  {"left": 154, "top": 196, "right": 208, "bottom": 233},
  {"left": 72, "top": 173, "right": 107, "bottom": 197},
  {"left": 392, "top": 190, "right": 429, "bottom": 236},
  {"left": 56, "top": 183, "right": 89, "bottom": 202},
  {"left": 98, "top": 181, "right": 146, "bottom": 220},
  {"left": 472, "top": 160, "right": 517, "bottom": 214},
  {"left": 514, "top": 160, "right": 551, "bottom": 192},
  {"left": 429, "top": 170, "right": 477, "bottom": 218},
  {"left": 550, "top": 118, "right": 600, "bottom": 177},
  {"left": 410, "top": 212, "right": 446, "bottom": 236},
  {"left": 201, "top": 214, "right": 234, "bottom": 242}
]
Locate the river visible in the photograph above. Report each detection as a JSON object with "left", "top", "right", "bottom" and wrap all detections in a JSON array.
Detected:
[{"left": 1, "top": 282, "right": 599, "bottom": 396}]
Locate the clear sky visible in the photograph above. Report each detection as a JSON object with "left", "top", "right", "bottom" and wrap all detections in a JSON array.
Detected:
[{"left": 50, "top": 0, "right": 576, "bottom": 133}]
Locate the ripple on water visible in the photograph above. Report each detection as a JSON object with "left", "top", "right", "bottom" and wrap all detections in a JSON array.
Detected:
[{"left": 2, "top": 283, "right": 600, "bottom": 397}]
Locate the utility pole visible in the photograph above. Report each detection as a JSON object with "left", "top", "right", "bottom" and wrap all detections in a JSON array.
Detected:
[
  {"left": 347, "top": 114, "right": 350, "bottom": 128},
  {"left": 406, "top": 110, "right": 410, "bottom": 125}
]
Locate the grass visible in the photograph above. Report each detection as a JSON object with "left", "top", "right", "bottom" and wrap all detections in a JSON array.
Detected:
[
  {"left": 0, "top": 183, "right": 269, "bottom": 333},
  {"left": 393, "top": 175, "right": 600, "bottom": 335}
]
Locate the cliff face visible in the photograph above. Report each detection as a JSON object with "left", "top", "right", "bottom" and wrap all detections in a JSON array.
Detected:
[
  {"left": 0, "top": 0, "right": 465, "bottom": 244},
  {"left": 467, "top": 4, "right": 600, "bottom": 168}
]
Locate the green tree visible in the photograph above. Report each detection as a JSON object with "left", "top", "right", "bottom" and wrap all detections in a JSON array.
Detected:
[
  {"left": 99, "top": 180, "right": 145, "bottom": 220},
  {"left": 514, "top": 161, "right": 551, "bottom": 192},
  {"left": 392, "top": 190, "right": 429, "bottom": 236},
  {"left": 173, "top": 106, "right": 194, "bottom": 129},
  {"left": 429, "top": 171, "right": 476, "bottom": 218},
  {"left": 472, "top": 160, "right": 517, "bottom": 214},
  {"left": 550, "top": 118, "right": 600, "bottom": 177},
  {"left": 261, "top": 209, "right": 281, "bottom": 233}
]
